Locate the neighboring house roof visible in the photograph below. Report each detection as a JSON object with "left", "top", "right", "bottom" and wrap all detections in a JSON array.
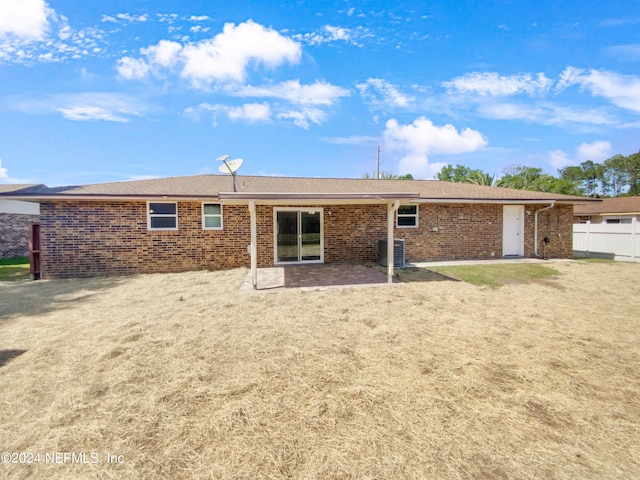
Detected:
[
  {"left": 573, "top": 196, "right": 640, "bottom": 216},
  {"left": 0, "top": 184, "right": 41, "bottom": 194},
  {"left": 0, "top": 174, "right": 597, "bottom": 204}
]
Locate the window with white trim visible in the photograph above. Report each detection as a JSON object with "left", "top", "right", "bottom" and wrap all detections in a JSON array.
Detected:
[
  {"left": 148, "top": 202, "right": 178, "bottom": 230},
  {"left": 397, "top": 204, "right": 419, "bottom": 227},
  {"left": 203, "top": 203, "right": 223, "bottom": 229}
]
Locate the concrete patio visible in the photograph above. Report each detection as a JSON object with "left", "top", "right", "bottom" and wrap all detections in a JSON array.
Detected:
[
  {"left": 239, "top": 258, "right": 565, "bottom": 293},
  {"left": 240, "top": 263, "right": 401, "bottom": 293}
]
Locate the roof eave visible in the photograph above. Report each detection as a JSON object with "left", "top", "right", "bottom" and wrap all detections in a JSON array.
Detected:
[
  {"left": 0, "top": 194, "right": 221, "bottom": 202},
  {"left": 415, "top": 198, "right": 589, "bottom": 205},
  {"left": 218, "top": 192, "right": 420, "bottom": 201}
]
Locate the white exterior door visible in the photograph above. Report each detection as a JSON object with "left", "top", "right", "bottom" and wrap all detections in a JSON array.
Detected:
[{"left": 503, "top": 205, "right": 524, "bottom": 256}]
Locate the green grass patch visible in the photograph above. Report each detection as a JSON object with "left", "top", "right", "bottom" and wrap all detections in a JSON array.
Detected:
[
  {"left": 427, "top": 263, "right": 559, "bottom": 288},
  {"left": 0, "top": 257, "right": 30, "bottom": 281},
  {"left": 0, "top": 256, "right": 29, "bottom": 266}
]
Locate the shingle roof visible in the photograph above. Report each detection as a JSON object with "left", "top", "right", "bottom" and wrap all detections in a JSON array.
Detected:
[
  {"left": 0, "top": 174, "right": 597, "bottom": 203},
  {"left": 0, "top": 184, "right": 41, "bottom": 194},
  {"left": 573, "top": 196, "right": 640, "bottom": 215}
]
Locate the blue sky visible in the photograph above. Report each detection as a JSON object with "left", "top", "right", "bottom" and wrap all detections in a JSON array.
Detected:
[{"left": 1, "top": 0, "right": 640, "bottom": 186}]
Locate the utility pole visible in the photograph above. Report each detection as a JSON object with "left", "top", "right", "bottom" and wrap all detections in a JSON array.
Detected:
[{"left": 376, "top": 145, "right": 381, "bottom": 179}]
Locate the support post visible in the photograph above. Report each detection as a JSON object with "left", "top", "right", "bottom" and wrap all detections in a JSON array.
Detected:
[
  {"left": 249, "top": 200, "right": 257, "bottom": 289},
  {"left": 387, "top": 200, "right": 400, "bottom": 283},
  {"left": 632, "top": 217, "right": 638, "bottom": 263}
]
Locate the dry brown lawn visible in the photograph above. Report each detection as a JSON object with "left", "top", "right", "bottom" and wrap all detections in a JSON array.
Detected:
[{"left": 1, "top": 261, "right": 639, "bottom": 479}]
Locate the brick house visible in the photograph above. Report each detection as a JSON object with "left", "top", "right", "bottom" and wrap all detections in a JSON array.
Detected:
[
  {"left": 0, "top": 184, "right": 41, "bottom": 259},
  {"left": 0, "top": 175, "right": 597, "bottom": 282}
]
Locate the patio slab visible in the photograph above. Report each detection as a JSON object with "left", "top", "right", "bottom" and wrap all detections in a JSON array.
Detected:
[{"left": 240, "top": 263, "right": 401, "bottom": 293}]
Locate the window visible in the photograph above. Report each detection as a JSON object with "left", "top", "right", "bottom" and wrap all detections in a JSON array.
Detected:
[
  {"left": 203, "top": 203, "right": 223, "bottom": 229},
  {"left": 397, "top": 205, "right": 418, "bottom": 227},
  {"left": 148, "top": 202, "right": 177, "bottom": 230},
  {"left": 605, "top": 218, "right": 632, "bottom": 224}
]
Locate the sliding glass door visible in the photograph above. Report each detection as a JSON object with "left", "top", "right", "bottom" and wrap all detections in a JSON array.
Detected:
[{"left": 275, "top": 209, "right": 323, "bottom": 263}]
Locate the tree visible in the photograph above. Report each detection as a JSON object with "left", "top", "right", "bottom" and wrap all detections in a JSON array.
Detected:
[
  {"left": 436, "top": 164, "right": 495, "bottom": 184},
  {"left": 604, "top": 154, "right": 631, "bottom": 197},
  {"left": 467, "top": 170, "right": 499, "bottom": 187},
  {"left": 362, "top": 171, "right": 414, "bottom": 180},
  {"left": 564, "top": 152, "right": 640, "bottom": 197},
  {"left": 628, "top": 151, "right": 640, "bottom": 195},
  {"left": 560, "top": 160, "right": 608, "bottom": 197},
  {"left": 500, "top": 165, "right": 548, "bottom": 190},
  {"left": 437, "top": 164, "right": 471, "bottom": 182},
  {"left": 500, "top": 164, "right": 582, "bottom": 195}
]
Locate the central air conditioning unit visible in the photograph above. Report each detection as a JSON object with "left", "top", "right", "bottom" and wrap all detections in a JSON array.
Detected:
[{"left": 378, "top": 238, "right": 405, "bottom": 267}]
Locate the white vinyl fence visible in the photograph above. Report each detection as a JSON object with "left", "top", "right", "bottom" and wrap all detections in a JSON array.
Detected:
[{"left": 573, "top": 219, "right": 639, "bottom": 262}]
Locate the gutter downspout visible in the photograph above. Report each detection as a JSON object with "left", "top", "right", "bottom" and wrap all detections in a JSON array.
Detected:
[
  {"left": 387, "top": 200, "right": 400, "bottom": 283},
  {"left": 248, "top": 200, "right": 257, "bottom": 289},
  {"left": 534, "top": 201, "right": 555, "bottom": 257}
]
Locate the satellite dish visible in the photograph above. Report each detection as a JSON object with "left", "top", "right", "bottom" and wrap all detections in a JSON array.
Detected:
[
  {"left": 218, "top": 158, "right": 243, "bottom": 174},
  {"left": 216, "top": 154, "right": 244, "bottom": 192}
]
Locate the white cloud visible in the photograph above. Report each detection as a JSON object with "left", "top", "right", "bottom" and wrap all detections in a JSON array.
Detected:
[
  {"left": 478, "top": 101, "right": 617, "bottom": 126},
  {"left": 0, "top": 2, "right": 106, "bottom": 65},
  {"left": 576, "top": 140, "right": 611, "bottom": 162},
  {"left": 189, "top": 15, "right": 210, "bottom": 22},
  {"left": 116, "top": 56, "right": 150, "bottom": 80},
  {"left": 605, "top": 43, "right": 640, "bottom": 61},
  {"left": 103, "top": 13, "right": 148, "bottom": 24},
  {"left": 443, "top": 72, "right": 553, "bottom": 96},
  {"left": 118, "top": 20, "right": 302, "bottom": 88},
  {"left": 548, "top": 150, "right": 573, "bottom": 169},
  {"left": 188, "top": 79, "right": 345, "bottom": 129},
  {"left": 295, "top": 25, "right": 349, "bottom": 45},
  {"left": 324, "top": 26, "right": 350, "bottom": 41},
  {"left": 0, "top": 0, "right": 51, "bottom": 40},
  {"left": 186, "top": 102, "right": 271, "bottom": 125},
  {"left": 228, "top": 80, "right": 348, "bottom": 128},
  {"left": 56, "top": 105, "right": 130, "bottom": 123},
  {"left": 180, "top": 20, "right": 301, "bottom": 86},
  {"left": 141, "top": 40, "right": 182, "bottom": 68},
  {"left": 600, "top": 17, "right": 640, "bottom": 27},
  {"left": 227, "top": 103, "right": 271, "bottom": 123},
  {"left": 8, "top": 92, "right": 147, "bottom": 122},
  {"left": 547, "top": 140, "right": 612, "bottom": 170},
  {"left": 293, "top": 25, "right": 370, "bottom": 46},
  {"left": 356, "top": 78, "right": 413, "bottom": 108},
  {"left": 556, "top": 67, "right": 640, "bottom": 113},
  {"left": 157, "top": 13, "right": 178, "bottom": 23},
  {"left": 233, "top": 80, "right": 349, "bottom": 105},
  {"left": 277, "top": 108, "right": 326, "bottom": 129},
  {"left": 0, "top": 159, "right": 8, "bottom": 180},
  {"left": 383, "top": 117, "right": 487, "bottom": 178}
]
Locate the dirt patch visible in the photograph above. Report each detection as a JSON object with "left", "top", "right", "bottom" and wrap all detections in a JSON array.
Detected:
[{"left": 0, "top": 261, "right": 639, "bottom": 479}]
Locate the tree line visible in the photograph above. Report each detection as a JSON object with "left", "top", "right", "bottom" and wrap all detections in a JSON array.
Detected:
[{"left": 436, "top": 151, "right": 640, "bottom": 197}]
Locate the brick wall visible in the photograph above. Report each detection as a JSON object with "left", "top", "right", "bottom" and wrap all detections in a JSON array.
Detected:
[
  {"left": 40, "top": 200, "right": 574, "bottom": 278},
  {"left": 398, "top": 203, "right": 573, "bottom": 260},
  {"left": 523, "top": 204, "right": 574, "bottom": 258},
  {"left": 398, "top": 204, "right": 503, "bottom": 260},
  {"left": 257, "top": 203, "right": 573, "bottom": 266},
  {"left": 40, "top": 201, "right": 250, "bottom": 278},
  {"left": 0, "top": 213, "right": 39, "bottom": 259}
]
